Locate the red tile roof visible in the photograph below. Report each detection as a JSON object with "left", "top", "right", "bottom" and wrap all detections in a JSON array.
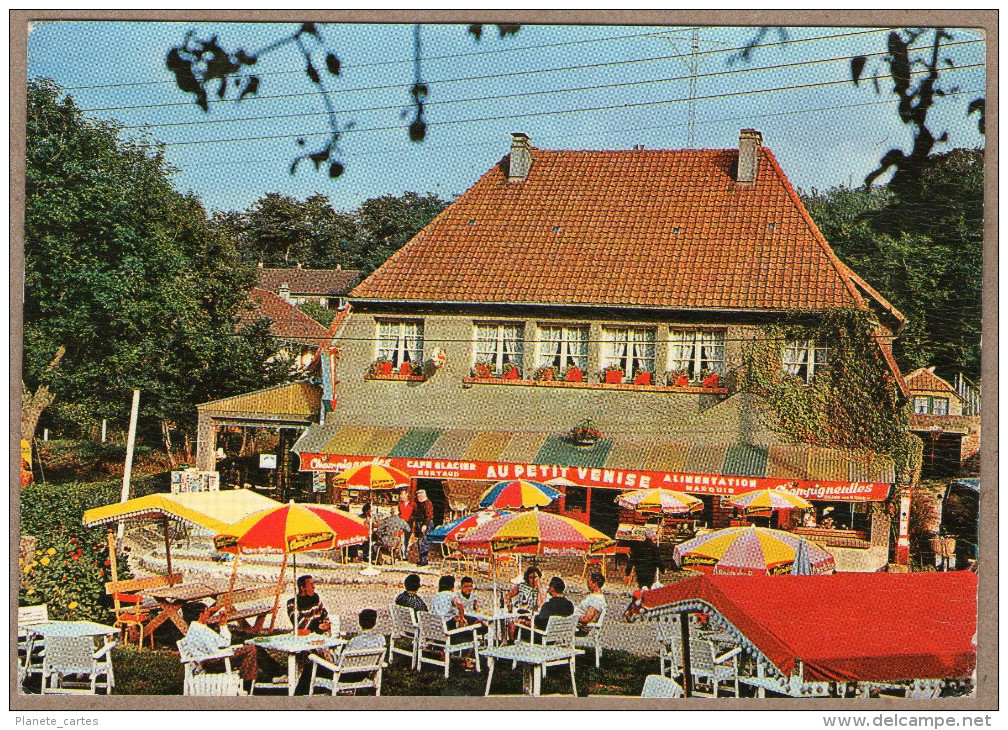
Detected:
[
  {"left": 258, "top": 267, "right": 360, "bottom": 296},
  {"left": 905, "top": 367, "right": 959, "bottom": 397},
  {"left": 242, "top": 288, "right": 330, "bottom": 345},
  {"left": 352, "top": 144, "right": 884, "bottom": 313}
]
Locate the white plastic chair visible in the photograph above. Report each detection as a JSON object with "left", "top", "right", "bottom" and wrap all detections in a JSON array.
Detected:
[
  {"left": 18, "top": 604, "right": 49, "bottom": 684},
  {"left": 688, "top": 637, "right": 740, "bottom": 698},
  {"left": 188, "top": 673, "right": 245, "bottom": 696},
  {"left": 521, "top": 614, "right": 578, "bottom": 694},
  {"left": 177, "top": 632, "right": 239, "bottom": 696},
  {"left": 655, "top": 615, "right": 683, "bottom": 678},
  {"left": 574, "top": 600, "right": 607, "bottom": 668},
  {"left": 416, "top": 611, "right": 481, "bottom": 678},
  {"left": 641, "top": 673, "right": 685, "bottom": 698},
  {"left": 388, "top": 603, "right": 420, "bottom": 668},
  {"left": 40, "top": 635, "right": 116, "bottom": 694},
  {"left": 308, "top": 646, "right": 386, "bottom": 696}
]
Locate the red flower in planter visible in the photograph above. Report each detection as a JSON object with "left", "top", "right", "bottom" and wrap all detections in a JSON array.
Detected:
[
  {"left": 399, "top": 361, "right": 414, "bottom": 376},
  {"left": 375, "top": 360, "right": 393, "bottom": 376},
  {"left": 502, "top": 366, "right": 520, "bottom": 380},
  {"left": 675, "top": 374, "right": 690, "bottom": 387},
  {"left": 563, "top": 367, "right": 583, "bottom": 382},
  {"left": 701, "top": 372, "right": 720, "bottom": 389},
  {"left": 633, "top": 371, "right": 652, "bottom": 386},
  {"left": 474, "top": 363, "right": 492, "bottom": 379},
  {"left": 604, "top": 369, "right": 623, "bottom": 384}
]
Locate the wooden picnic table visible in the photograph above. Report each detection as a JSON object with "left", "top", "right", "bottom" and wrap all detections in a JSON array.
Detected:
[{"left": 141, "top": 581, "right": 242, "bottom": 635}]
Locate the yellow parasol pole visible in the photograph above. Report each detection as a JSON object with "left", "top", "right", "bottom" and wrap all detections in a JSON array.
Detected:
[{"left": 268, "top": 551, "right": 289, "bottom": 632}]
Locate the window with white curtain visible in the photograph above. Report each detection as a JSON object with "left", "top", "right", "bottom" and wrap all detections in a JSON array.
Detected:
[
  {"left": 932, "top": 397, "right": 949, "bottom": 416},
  {"left": 913, "top": 396, "right": 931, "bottom": 415},
  {"left": 474, "top": 323, "right": 524, "bottom": 374},
  {"left": 913, "top": 396, "right": 950, "bottom": 415},
  {"left": 601, "top": 327, "right": 655, "bottom": 381},
  {"left": 536, "top": 325, "right": 588, "bottom": 371},
  {"left": 668, "top": 330, "right": 726, "bottom": 378},
  {"left": 782, "top": 338, "right": 829, "bottom": 382},
  {"left": 376, "top": 320, "right": 424, "bottom": 367}
]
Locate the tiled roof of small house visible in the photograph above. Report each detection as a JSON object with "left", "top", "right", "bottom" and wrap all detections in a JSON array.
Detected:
[
  {"left": 905, "top": 367, "right": 960, "bottom": 397},
  {"left": 258, "top": 266, "right": 361, "bottom": 296},
  {"left": 242, "top": 287, "right": 330, "bottom": 345},
  {"left": 352, "top": 141, "right": 892, "bottom": 314}
]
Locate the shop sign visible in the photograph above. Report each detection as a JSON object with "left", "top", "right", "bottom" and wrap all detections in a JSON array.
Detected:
[
  {"left": 259, "top": 453, "right": 277, "bottom": 470},
  {"left": 299, "top": 452, "right": 891, "bottom": 502}
]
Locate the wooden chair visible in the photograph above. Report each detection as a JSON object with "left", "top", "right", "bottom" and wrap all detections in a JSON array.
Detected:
[
  {"left": 308, "top": 645, "right": 386, "bottom": 696},
  {"left": 40, "top": 635, "right": 116, "bottom": 695},
  {"left": 112, "top": 593, "right": 153, "bottom": 650},
  {"left": 416, "top": 611, "right": 481, "bottom": 679},
  {"left": 581, "top": 554, "right": 607, "bottom": 580},
  {"left": 388, "top": 603, "right": 420, "bottom": 669},
  {"left": 641, "top": 674, "right": 685, "bottom": 698},
  {"left": 574, "top": 599, "right": 607, "bottom": 668},
  {"left": 177, "top": 632, "right": 239, "bottom": 696},
  {"left": 439, "top": 541, "right": 472, "bottom": 577}
]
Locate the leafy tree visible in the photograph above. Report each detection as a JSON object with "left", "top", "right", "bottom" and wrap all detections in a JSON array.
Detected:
[
  {"left": 803, "top": 148, "right": 983, "bottom": 381},
  {"left": 213, "top": 192, "right": 357, "bottom": 268},
  {"left": 297, "top": 300, "right": 337, "bottom": 328},
  {"left": 349, "top": 191, "right": 449, "bottom": 275},
  {"left": 24, "top": 78, "right": 287, "bottom": 452}
]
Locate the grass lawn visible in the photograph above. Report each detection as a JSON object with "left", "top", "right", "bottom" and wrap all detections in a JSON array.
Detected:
[{"left": 96, "top": 645, "right": 652, "bottom": 696}]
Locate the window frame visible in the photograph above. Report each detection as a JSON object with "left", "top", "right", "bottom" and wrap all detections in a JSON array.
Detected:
[
  {"left": 375, "top": 319, "right": 424, "bottom": 367},
  {"left": 600, "top": 326, "right": 656, "bottom": 382},
  {"left": 535, "top": 323, "right": 589, "bottom": 373},
  {"left": 473, "top": 321, "right": 525, "bottom": 375},
  {"left": 667, "top": 328, "right": 727, "bottom": 379},
  {"left": 782, "top": 337, "right": 830, "bottom": 383}
]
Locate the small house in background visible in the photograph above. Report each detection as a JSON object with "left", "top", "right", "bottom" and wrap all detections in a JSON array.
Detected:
[
  {"left": 906, "top": 367, "right": 981, "bottom": 476},
  {"left": 257, "top": 263, "right": 361, "bottom": 310},
  {"left": 242, "top": 287, "right": 330, "bottom": 371}
]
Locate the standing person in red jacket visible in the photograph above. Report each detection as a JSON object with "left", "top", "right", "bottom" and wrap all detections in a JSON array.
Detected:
[
  {"left": 412, "top": 489, "right": 434, "bottom": 567},
  {"left": 397, "top": 488, "right": 415, "bottom": 560}
]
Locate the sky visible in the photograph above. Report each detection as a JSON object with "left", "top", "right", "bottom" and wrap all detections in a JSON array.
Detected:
[{"left": 26, "top": 21, "right": 986, "bottom": 214}]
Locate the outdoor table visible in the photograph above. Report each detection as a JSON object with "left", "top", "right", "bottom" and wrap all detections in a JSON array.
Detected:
[
  {"left": 141, "top": 582, "right": 236, "bottom": 635},
  {"left": 466, "top": 609, "right": 522, "bottom": 648},
  {"left": 23, "top": 621, "right": 117, "bottom": 683},
  {"left": 245, "top": 632, "right": 345, "bottom": 696},
  {"left": 482, "top": 643, "right": 584, "bottom": 697}
]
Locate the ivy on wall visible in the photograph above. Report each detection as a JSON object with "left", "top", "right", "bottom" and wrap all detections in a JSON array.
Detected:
[{"left": 737, "top": 309, "right": 922, "bottom": 490}]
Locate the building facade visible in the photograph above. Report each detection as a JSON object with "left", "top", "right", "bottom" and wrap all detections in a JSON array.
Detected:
[
  {"left": 906, "top": 367, "right": 981, "bottom": 475},
  {"left": 282, "top": 130, "right": 908, "bottom": 570}
]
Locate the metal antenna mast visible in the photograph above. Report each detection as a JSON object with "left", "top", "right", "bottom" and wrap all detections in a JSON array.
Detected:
[{"left": 666, "top": 29, "right": 730, "bottom": 148}]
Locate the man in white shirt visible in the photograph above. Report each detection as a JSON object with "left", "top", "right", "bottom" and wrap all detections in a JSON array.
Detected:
[
  {"left": 575, "top": 572, "right": 607, "bottom": 637},
  {"left": 345, "top": 609, "right": 386, "bottom": 652},
  {"left": 430, "top": 575, "right": 459, "bottom": 625}
]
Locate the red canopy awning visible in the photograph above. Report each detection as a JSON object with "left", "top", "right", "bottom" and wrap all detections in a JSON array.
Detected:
[{"left": 641, "top": 571, "right": 977, "bottom": 683}]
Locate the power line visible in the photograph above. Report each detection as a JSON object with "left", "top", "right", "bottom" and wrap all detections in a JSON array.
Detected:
[
  {"left": 131, "top": 62, "right": 985, "bottom": 149},
  {"left": 117, "top": 39, "right": 983, "bottom": 132},
  {"left": 174, "top": 87, "right": 984, "bottom": 171},
  {"left": 60, "top": 26, "right": 691, "bottom": 91},
  {"left": 79, "top": 27, "right": 899, "bottom": 113}
]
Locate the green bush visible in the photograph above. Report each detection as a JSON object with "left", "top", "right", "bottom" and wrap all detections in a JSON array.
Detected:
[{"left": 19, "top": 476, "right": 163, "bottom": 621}]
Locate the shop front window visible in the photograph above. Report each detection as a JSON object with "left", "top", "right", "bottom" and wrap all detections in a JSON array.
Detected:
[
  {"left": 782, "top": 338, "right": 829, "bottom": 382},
  {"left": 601, "top": 327, "right": 655, "bottom": 381},
  {"left": 377, "top": 320, "right": 424, "bottom": 367},
  {"left": 536, "top": 324, "right": 588, "bottom": 372},
  {"left": 474, "top": 322, "right": 524, "bottom": 374},
  {"left": 668, "top": 329, "right": 726, "bottom": 378}
]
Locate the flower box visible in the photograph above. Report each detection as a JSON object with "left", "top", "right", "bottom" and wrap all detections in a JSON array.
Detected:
[
  {"left": 633, "top": 371, "right": 652, "bottom": 386},
  {"left": 375, "top": 360, "right": 393, "bottom": 376},
  {"left": 502, "top": 366, "right": 520, "bottom": 380},
  {"left": 399, "top": 361, "right": 414, "bottom": 376},
  {"left": 674, "top": 374, "right": 690, "bottom": 387},
  {"left": 564, "top": 367, "right": 583, "bottom": 383},
  {"left": 604, "top": 369, "right": 623, "bottom": 384}
]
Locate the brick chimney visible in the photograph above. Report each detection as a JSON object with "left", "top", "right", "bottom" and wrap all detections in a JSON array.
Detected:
[
  {"left": 737, "top": 129, "right": 763, "bottom": 184},
  {"left": 508, "top": 132, "right": 532, "bottom": 182}
]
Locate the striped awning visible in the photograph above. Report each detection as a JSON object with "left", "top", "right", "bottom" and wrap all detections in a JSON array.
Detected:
[
  {"left": 82, "top": 490, "right": 282, "bottom": 532},
  {"left": 293, "top": 424, "right": 894, "bottom": 501}
]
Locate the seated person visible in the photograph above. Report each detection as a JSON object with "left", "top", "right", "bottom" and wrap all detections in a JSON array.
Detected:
[
  {"left": 345, "top": 608, "right": 386, "bottom": 652},
  {"left": 286, "top": 575, "right": 331, "bottom": 635},
  {"left": 533, "top": 576, "right": 575, "bottom": 632},
  {"left": 575, "top": 572, "right": 606, "bottom": 636},
  {"left": 187, "top": 605, "right": 283, "bottom": 692},
  {"left": 394, "top": 573, "right": 428, "bottom": 618},
  {"left": 505, "top": 566, "right": 546, "bottom": 642},
  {"left": 430, "top": 575, "right": 459, "bottom": 626},
  {"left": 452, "top": 576, "right": 488, "bottom": 639},
  {"left": 373, "top": 513, "right": 410, "bottom": 561}
]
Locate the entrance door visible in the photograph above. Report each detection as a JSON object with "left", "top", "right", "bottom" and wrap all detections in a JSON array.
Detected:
[
  {"left": 588, "top": 487, "right": 621, "bottom": 537},
  {"left": 416, "top": 478, "right": 446, "bottom": 526}
]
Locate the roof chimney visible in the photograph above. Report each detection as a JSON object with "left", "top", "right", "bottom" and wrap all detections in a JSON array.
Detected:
[
  {"left": 737, "top": 129, "right": 763, "bottom": 184},
  {"left": 508, "top": 132, "right": 532, "bottom": 182}
]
